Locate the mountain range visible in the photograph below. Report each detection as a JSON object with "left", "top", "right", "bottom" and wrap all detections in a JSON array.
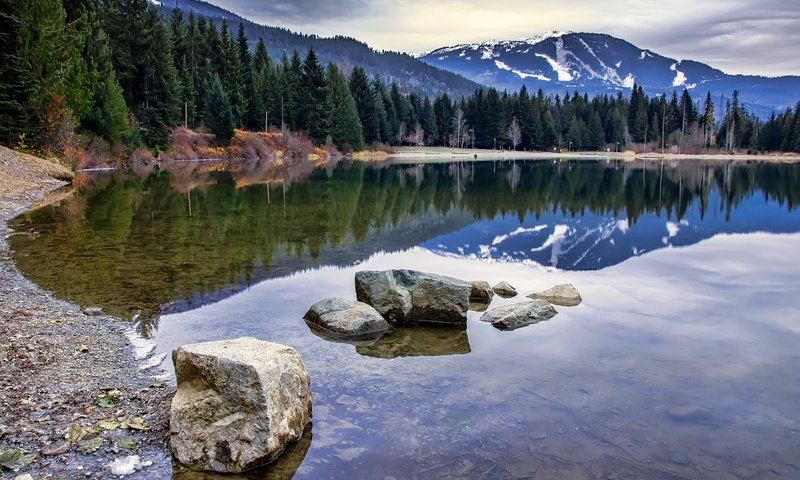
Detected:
[
  {"left": 418, "top": 32, "right": 800, "bottom": 115},
  {"left": 155, "top": 1, "right": 799, "bottom": 113},
  {"left": 150, "top": 0, "right": 480, "bottom": 98}
]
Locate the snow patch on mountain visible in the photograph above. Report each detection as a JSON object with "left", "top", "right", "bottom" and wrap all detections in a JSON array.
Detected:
[
  {"left": 623, "top": 73, "right": 635, "bottom": 88},
  {"left": 491, "top": 225, "right": 549, "bottom": 246},
  {"left": 535, "top": 53, "right": 573, "bottom": 82},
  {"left": 494, "top": 60, "right": 551, "bottom": 81}
]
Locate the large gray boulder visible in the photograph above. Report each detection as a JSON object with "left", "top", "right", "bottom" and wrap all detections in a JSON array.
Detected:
[
  {"left": 479, "top": 300, "right": 558, "bottom": 330},
  {"left": 528, "top": 284, "right": 582, "bottom": 306},
  {"left": 355, "top": 270, "right": 471, "bottom": 325},
  {"left": 304, "top": 297, "right": 389, "bottom": 340},
  {"left": 492, "top": 281, "right": 518, "bottom": 298},
  {"left": 170, "top": 337, "right": 312, "bottom": 473}
]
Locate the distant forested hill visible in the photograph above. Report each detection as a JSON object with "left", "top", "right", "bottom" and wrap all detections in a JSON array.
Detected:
[{"left": 151, "top": 0, "right": 480, "bottom": 98}]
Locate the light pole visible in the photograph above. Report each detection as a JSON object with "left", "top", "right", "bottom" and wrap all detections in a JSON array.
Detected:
[
  {"left": 494, "top": 137, "right": 496, "bottom": 150},
  {"left": 569, "top": 141, "right": 572, "bottom": 152}
]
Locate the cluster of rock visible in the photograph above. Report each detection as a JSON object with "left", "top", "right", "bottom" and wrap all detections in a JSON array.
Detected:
[
  {"left": 305, "top": 269, "right": 582, "bottom": 335},
  {"left": 168, "top": 271, "right": 583, "bottom": 475}
]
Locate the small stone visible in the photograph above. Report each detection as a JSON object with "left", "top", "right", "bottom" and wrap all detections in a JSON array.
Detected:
[
  {"left": 492, "top": 281, "right": 518, "bottom": 298},
  {"left": 41, "top": 441, "right": 70, "bottom": 456},
  {"left": 82, "top": 307, "right": 104, "bottom": 316},
  {"left": 469, "top": 280, "right": 494, "bottom": 303},
  {"left": 528, "top": 284, "right": 582, "bottom": 306},
  {"left": 14, "top": 474, "right": 34, "bottom": 480},
  {"left": 480, "top": 300, "right": 558, "bottom": 330}
]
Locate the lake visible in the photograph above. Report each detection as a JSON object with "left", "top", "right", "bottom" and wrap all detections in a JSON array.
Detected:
[{"left": 9, "top": 158, "right": 800, "bottom": 479}]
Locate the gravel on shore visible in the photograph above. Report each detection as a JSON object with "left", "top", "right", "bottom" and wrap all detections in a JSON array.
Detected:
[{"left": 0, "top": 146, "right": 172, "bottom": 479}]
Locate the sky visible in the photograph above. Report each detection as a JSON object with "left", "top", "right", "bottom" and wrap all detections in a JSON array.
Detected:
[{"left": 210, "top": 0, "right": 800, "bottom": 76}]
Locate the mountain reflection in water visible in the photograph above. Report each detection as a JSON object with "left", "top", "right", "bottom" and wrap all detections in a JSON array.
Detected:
[{"left": 9, "top": 158, "right": 800, "bottom": 335}]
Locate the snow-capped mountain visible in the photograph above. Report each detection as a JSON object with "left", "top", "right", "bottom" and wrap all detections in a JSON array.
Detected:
[{"left": 419, "top": 32, "right": 800, "bottom": 113}]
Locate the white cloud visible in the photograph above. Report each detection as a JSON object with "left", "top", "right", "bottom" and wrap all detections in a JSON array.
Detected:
[{"left": 213, "top": 0, "right": 800, "bottom": 76}]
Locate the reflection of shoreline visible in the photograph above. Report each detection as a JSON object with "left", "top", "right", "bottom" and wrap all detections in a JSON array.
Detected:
[
  {"left": 388, "top": 147, "right": 800, "bottom": 163},
  {"left": 10, "top": 160, "right": 799, "bottom": 335}
]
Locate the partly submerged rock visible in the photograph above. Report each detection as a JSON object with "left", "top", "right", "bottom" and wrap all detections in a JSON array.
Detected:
[
  {"left": 469, "top": 280, "right": 494, "bottom": 303},
  {"left": 304, "top": 297, "right": 389, "bottom": 340},
  {"left": 355, "top": 270, "right": 471, "bottom": 325},
  {"left": 480, "top": 300, "right": 558, "bottom": 331},
  {"left": 170, "top": 337, "right": 312, "bottom": 473},
  {"left": 492, "top": 281, "right": 518, "bottom": 298},
  {"left": 667, "top": 405, "right": 715, "bottom": 424},
  {"left": 528, "top": 284, "right": 582, "bottom": 306}
]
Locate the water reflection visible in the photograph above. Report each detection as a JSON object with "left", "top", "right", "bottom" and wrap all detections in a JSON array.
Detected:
[
  {"left": 8, "top": 159, "right": 800, "bottom": 335},
  {"left": 355, "top": 325, "right": 471, "bottom": 358},
  {"left": 172, "top": 423, "right": 313, "bottom": 479}
]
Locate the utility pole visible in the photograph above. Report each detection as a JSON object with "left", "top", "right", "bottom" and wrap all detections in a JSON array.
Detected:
[
  {"left": 265, "top": 110, "right": 269, "bottom": 133},
  {"left": 644, "top": 123, "right": 647, "bottom": 153},
  {"left": 184, "top": 102, "right": 188, "bottom": 129}
]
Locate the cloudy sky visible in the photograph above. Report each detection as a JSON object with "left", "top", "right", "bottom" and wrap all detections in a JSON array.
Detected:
[{"left": 211, "top": 0, "right": 800, "bottom": 76}]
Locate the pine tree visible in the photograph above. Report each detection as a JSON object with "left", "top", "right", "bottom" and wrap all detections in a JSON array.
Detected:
[
  {"left": 348, "top": 66, "right": 378, "bottom": 144},
  {"left": 104, "top": 0, "right": 179, "bottom": 145},
  {"left": 0, "top": 0, "right": 33, "bottom": 143},
  {"left": 204, "top": 75, "right": 234, "bottom": 141},
  {"left": 81, "top": 21, "right": 130, "bottom": 142},
  {"left": 13, "top": 0, "right": 92, "bottom": 145},
  {"left": 702, "top": 92, "right": 715, "bottom": 148},
  {"left": 589, "top": 111, "right": 605, "bottom": 150},
  {"left": 421, "top": 96, "right": 438, "bottom": 146},
  {"left": 325, "top": 63, "right": 363, "bottom": 152},
  {"left": 299, "top": 48, "right": 327, "bottom": 142}
]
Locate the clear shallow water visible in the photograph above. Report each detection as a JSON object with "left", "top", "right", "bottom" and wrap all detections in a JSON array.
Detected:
[{"left": 9, "top": 159, "right": 800, "bottom": 479}]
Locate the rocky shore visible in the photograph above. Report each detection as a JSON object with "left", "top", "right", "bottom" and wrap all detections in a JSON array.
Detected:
[{"left": 0, "top": 147, "right": 171, "bottom": 479}]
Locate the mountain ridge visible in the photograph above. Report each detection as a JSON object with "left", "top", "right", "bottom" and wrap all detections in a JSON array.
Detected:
[
  {"left": 151, "top": 0, "right": 481, "bottom": 98},
  {"left": 418, "top": 31, "right": 800, "bottom": 114}
]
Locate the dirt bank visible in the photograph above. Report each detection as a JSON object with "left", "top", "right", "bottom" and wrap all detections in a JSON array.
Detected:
[{"left": 0, "top": 147, "right": 172, "bottom": 479}]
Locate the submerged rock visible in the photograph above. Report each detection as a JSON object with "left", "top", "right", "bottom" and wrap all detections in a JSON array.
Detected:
[
  {"left": 667, "top": 405, "right": 715, "bottom": 424},
  {"left": 355, "top": 270, "right": 471, "bottom": 325},
  {"left": 170, "top": 337, "right": 312, "bottom": 473},
  {"left": 492, "top": 281, "right": 518, "bottom": 298},
  {"left": 528, "top": 284, "right": 582, "bottom": 306},
  {"left": 304, "top": 297, "right": 388, "bottom": 340},
  {"left": 479, "top": 300, "right": 558, "bottom": 330},
  {"left": 469, "top": 280, "right": 494, "bottom": 303}
]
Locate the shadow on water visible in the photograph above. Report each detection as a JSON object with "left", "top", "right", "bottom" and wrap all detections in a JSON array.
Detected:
[{"left": 8, "top": 158, "right": 800, "bottom": 336}]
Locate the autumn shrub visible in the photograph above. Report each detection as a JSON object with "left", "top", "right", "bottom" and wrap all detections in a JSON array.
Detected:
[
  {"left": 130, "top": 147, "right": 158, "bottom": 176},
  {"left": 165, "top": 127, "right": 208, "bottom": 161},
  {"left": 283, "top": 131, "right": 316, "bottom": 157}
]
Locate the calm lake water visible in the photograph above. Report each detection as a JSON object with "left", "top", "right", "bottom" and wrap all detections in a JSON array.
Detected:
[{"left": 9, "top": 158, "right": 800, "bottom": 479}]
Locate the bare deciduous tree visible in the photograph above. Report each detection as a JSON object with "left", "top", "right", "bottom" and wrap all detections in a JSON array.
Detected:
[
  {"left": 452, "top": 107, "right": 467, "bottom": 148},
  {"left": 508, "top": 117, "right": 522, "bottom": 151}
]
